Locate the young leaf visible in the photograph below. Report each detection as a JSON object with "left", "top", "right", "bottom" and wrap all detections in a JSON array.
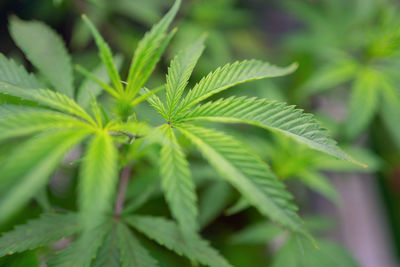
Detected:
[
  {"left": 0, "top": 53, "right": 43, "bottom": 89},
  {"left": 0, "top": 81, "right": 96, "bottom": 125},
  {"left": 160, "top": 125, "right": 198, "bottom": 238},
  {"left": 0, "top": 105, "right": 91, "bottom": 141},
  {"left": 176, "top": 124, "right": 310, "bottom": 239},
  {"left": 116, "top": 222, "right": 159, "bottom": 267},
  {"left": 81, "top": 15, "right": 124, "bottom": 95},
  {"left": 0, "top": 129, "right": 89, "bottom": 222},
  {"left": 166, "top": 35, "right": 206, "bottom": 118},
  {"left": 124, "top": 215, "right": 232, "bottom": 267},
  {"left": 0, "top": 213, "right": 79, "bottom": 257},
  {"left": 176, "top": 96, "right": 359, "bottom": 164},
  {"left": 125, "top": 0, "right": 181, "bottom": 97},
  {"left": 140, "top": 87, "right": 168, "bottom": 119},
  {"left": 174, "top": 60, "right": 298, "bottom": 116},
  {"left": 78, "top": 132, "right": 118, "bottom": 232},
  {"left": 9, "top": 17, "right": 74, "bottom": 97}
]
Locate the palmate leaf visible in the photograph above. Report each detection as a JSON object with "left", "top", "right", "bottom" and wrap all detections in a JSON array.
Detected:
[
  {"left": 79, "top": 132, "right": 118, "bottom": 233},
  {"left": 116, "top": 222, "right": 159, "bottom": 267},
  {"left": 125, "top": 0, "right": 181, "bottom": 97},
  {"left": 9, "top": 17, "right": 74, "bottom": 97},
  {"left": 166, "top": 35, "right": 206, "bottom": 119},
  {"left": 0, "top": 53, "right": 43, "bottom": 89},
  {"left": 82, "top": 16, "right": 123, "bottom": 95},
  {"left": 173, "top": 60, "right": 298, "bottom": 117},
  {"left": 0, "top": 105, "right": 91, "bottom": 141},
  {"left": 0, "top": 213, "right": 79, "bottom": 257},
  {"left": 160, "top": 125, "right": 198, "bottom": 238},
  {"left": 0, "top": 129, "right": 90, "bottom": 222},
  {"left": 176, "top": 124, "right": 310, "bottom": 239},
  {"left": 0, "top": 81, "right": 96, "bottom": 125},
  {"left": 125, "top": 215, "right": 232, "bottom": 267},
  {"left": 176, "top": 96, "right": 359, "bottom": 163}
]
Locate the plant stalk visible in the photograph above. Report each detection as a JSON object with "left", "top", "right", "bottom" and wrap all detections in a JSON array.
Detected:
[{"left": 114, "top": 165, "right": 132, "bottom": 218}]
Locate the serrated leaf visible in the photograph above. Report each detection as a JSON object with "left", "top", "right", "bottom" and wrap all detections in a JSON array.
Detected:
[
  {"left": 0, "top": 105, "right": 91, "bottom": 141},
  {"left": 176, "top": 124, "right": 310, "bottom": 239},
  {"left": 140, "top": 87, "right": 167, "bottom": 118},
  {"left": 126, "top": 0, "right": 181, "bottom": 97},
  {"left": 82, "top": 15, "right": 124, "bottom": 95},
  {"left": 176, "top": 96, "right": 359, "bottom": 164},
  {"left": 0, "top": 129, "right": 89, "bottom": 222},
  {"left": 0, "top": 81, "right": 96, "bottom": 125},
  {"left": 125, "top": 215, "right": 232, "bottom": 267},
  {"left": 9, "top": 17, "right": 74, "bottom": 97},
  {"left": 166, "top": 35, "right": 205, "bottom": 118},
  {"left": 78, "top": 132, "right": 118, "bottom": 232},
  {"left": 0, "top": 213, "right": 79, "bottom": 257},
  {"left": 0, "top": 53, "right": 43, "bottom": 89},
  {"left": 117, "top": 222, "right": 159, "bottom": 267},
  {"left": 160, "top": 125, "right": 198, "bottom": 238},
  {"left": 174, "top": 60, "right": 297, "bottom": 116}
]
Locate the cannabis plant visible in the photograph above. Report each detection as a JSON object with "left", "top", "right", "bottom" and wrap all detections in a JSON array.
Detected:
[{"left": 0, "top": 0, "right": 361, "bottom": 266}]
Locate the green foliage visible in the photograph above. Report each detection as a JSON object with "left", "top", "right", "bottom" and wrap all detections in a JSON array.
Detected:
[
  {"left": 0, "top": 0, "right": 364, "bottom": 265},
  {"left": 9, "top": 17, "right": 74, "bottom": 97}
]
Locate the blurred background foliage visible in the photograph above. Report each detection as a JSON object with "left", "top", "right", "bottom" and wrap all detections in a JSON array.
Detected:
[{"left": 0, "top": 0, "right": 400, "bottom": 266}]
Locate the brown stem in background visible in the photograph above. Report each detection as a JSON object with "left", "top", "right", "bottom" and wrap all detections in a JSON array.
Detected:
[{"left": 114, "top": 165, "right": 132, "bottom": 218}]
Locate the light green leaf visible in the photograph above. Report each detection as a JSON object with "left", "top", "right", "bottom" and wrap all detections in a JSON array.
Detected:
[
  {"left": 125, "top": 215, "right": 232, "bottom": 267},
  {"left": 166, "top": 35, "right": 206, "bottom": 118},
  {"left": 174, "top": 60, "right": 298, "bottom": 116},
  {"left": 0, "top": 81, "right": 96, "bottom": 125},
  {"left": 78, "top": 132, "right": 118, "bottom": 232},
  {"left": 126, "top": 0, "right": 181, "bottom": 97},
  {"left": 346, "top": 68, "right": 379, "bottom": 139},
  {"left": 0, "top": 53, "right": 43, "bottom": 89},
  {"left": 176, "top": 96, "right": 360, "bottom": 164},
  {"left": 0, "top": 105, "right": 91, "bottom": 141},
  {"left": 117, "top": 222, "right": 159, "bottom": 267},
  {"left": 0, "top": 129, "right": 89, "bottom": 222},
  {"left": 160, "top": 125, "right": 198, "bottom": 237},
  {"left": 230, "top": 221, "right": 281, "bottom": 245},
  {"left": 176, "top": 124, "right": 310, "bottom": 239},
  {"left": 82, "top": 15, "right": 124, "bottom": 95},
  {"left": 9, "top": 17, "right": 74, "bottom": 97},
  {"left": 0, "top": 213, "right": 79, "bottom": 257},
  {"left": 92, "top": 226, "right": 120, "bottom": 267},
  {"left": 140, "top": 87, "right": 167, "bottom": 119}
]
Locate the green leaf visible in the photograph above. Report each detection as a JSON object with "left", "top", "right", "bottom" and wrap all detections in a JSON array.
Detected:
[
  {"left": 0, "top": 213, "right": 79, "bottom": 257},
  {"left": 160, "top": 125, "right": 198, "bottom": 237},
  {"left": 0, "top": 105, "right": 91, "bottom": 141},
  {"left": 125, "top": 0, "right": 181, "bottom": 97},
  {"left": 9, "top": 17, "right": 74, "bottom": 97},
  {"left": 229, "top": 221, "right": 281, "bottom": 245},
  {"left": 116, "top": 222, "right": 159, "bottom": 267},
  {"left": 174, "top": 60, "right": 298, "bottom": 117},
  {"left": 298, "top": 171, "right": 339, "bottom": 204},
  {"left": 166, "top": 35, "right": 206, "bottom": 118},
  {"left": 176, "top": 124, "right": 310, "bottom": 239},
  {"left": 92, "top": 226, "right": 120, "bottom": 267},
  {"left": 125, "top": 215, "right": 232, "bottom": 267},
  {"left": 0, "top": 129, "right": 89, "bottom": 222},
  {"left": 0, "top": 53, "right": 43, "bottom": 89},
  {"left": 0, "top": 81, "right": 96, "bottom": 125},
  {"left": 140, "top": 87, "right": 168, "bottom": 119},
  {"left": 47, "top": 221, "right": 112, "bottom": 267},
  {"left": 176, "top": 96, "right": 360, "bottom": 164},
  {"left": 272, "top": 237, "right": 358, "bottom": 267},
  {"left": 345, "top": 68, "right": 379, "bottom": 139},
  {"left": 381, "top": 81, "right": 400, "bottom": 149},
  {"left": 81, "top": 15, "right": 124, "bottom": 95},
  {"left": 78, "top": 132, "right": 118, "bottom": 232}
]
